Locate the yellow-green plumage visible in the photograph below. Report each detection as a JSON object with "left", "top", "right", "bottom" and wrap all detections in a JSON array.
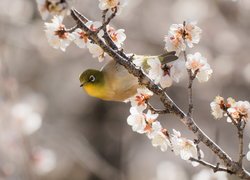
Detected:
[{"left": 79, "top": 52, "right": 177, "bottom": 102}]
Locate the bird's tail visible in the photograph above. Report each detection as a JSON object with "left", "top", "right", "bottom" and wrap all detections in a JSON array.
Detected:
[{"left": 158, "top": 51, "right": 178, "bottom": 64}]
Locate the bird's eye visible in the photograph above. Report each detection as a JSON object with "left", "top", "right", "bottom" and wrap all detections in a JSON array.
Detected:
[{"left": 89, "top": 75, "right": 95, "bottom": 82}]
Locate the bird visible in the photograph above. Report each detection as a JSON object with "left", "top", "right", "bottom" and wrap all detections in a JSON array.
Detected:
[{"left": 79, "top": 52, "right": 177, "bottom": 102}]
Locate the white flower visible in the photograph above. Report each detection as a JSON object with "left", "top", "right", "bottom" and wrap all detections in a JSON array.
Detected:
[
  {"left": 186, "top": 52, "right": 212, "bottom": 82},
  {"left": 147, "top": 57, "right": 164, "bottom": 84},
  {"left": 36, "top": 0, "right": 70, "bottom": 20},
  {"left": 129, "top": 88, "right": 153, "bottom": 112},
  {"left": 160, "top": 74, "right": 173, "bottom": 88},
  {"left": 32, "top": 147, "right": 56, "bottom": 175},
  {"left": 184, "top": 21, "right": 202, "bottom": 48},
  {"left": 227, "top": 101, "right": 250, "bottom": 122},
  {"left": 98, "top": 0, "right": 127, "bottom": 14},
  {"left": 152, "top": 131, "right": 171, "bottom": 152},
  {"left": 192, "top": 169, "right": 228, "bottom": 180},
  {"left": 127, "top": 107, "right": 146, "bottom": 134},
  {"left": 107, "top": 25, "right": 126, "bottom": 48},
  {"left": 44, "top": 16, "right": 74, "bottom": 51},
  {"left": 210, "top": 96, "right": 224, "bottom": 119},
  {"left": 164, "top": 24, "right": 186, "bottom": 56},
  {"left": 164, "top": 22, "right": 202, "bottom": 56},
  {"left": 171, "top": 129, "right": 201, "bottom": 163},
  {"left": 170, "top": 60, "right": 185, "bottom": 83},
  {"left": 88, "top": 43, "right": 105, "bottom": 62},
  {"left": 147, "top": 57, "right": 173, "bottom": 88},
  {"left": 11, "top": 103, "right": 42, "bottom": 135},
  {"left": 72, "top": 28, "right": 90, "bottom": 48},
  {"left": 146, "top": 121, "right": 162, "bottom": 139}
]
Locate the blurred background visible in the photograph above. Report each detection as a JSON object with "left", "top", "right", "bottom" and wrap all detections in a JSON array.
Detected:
[{"left": 0, "top": 0, "right": 250, "bottom": 179}]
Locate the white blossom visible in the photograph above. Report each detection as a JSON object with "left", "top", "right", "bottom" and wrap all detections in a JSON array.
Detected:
[
  {"left": 192, "top": 169, "right": 228, "bottom": 180},
  {"left": 36, "top": 0, "right": 70, "bottom": 20},
  {"left": 72, "top": 28, "right": 90, "bottom": 48},
  {"left": 147, "top": 57, "right": 164, "bottom": 84},
  {"left": 31, "top": 147, "right": 56, "bottom": 175},
  {"left": 186, "top": 52, "right": 213, "bottom": 82},
  {"left": 227, "top": 100, "right": 250, "bottom": 122},
  {"left": 152, "top": 131, "right": 171, "bottom": 152},
  {"left": 210, "top": 96, "right": 224, "bottom": 119},
  {"left": 170, "top": 60, "right": 185, "bottom": 83},
  {"left": 88, "top": 43, "right": 105, "bottom": 62},
  {"left": 184, "top": 21, "right": 202, "bottom": 48},
  {"left": 44, "top": 16, "right": 74, "bottom": 51},
  {"left": 107, "top": 25, "right": 126, "bottom": 48},
  {"left": 164, "top": 24, "right": 186, "bottom": 56},
  {"left": 171, "top": 129, "right": 201, "bottom": 163},
  {"left": 160, "top": 74, "right": 173, "bottom": 88},
  {"left": 127, "top": 107, "right": 146, "bottom": 134},
  {"left": 11, "top": 103, "right": 42, "bottom": 135},
  {"left": 129, "top": 87, "right": 153, "bottom": 112},
  {"left": 164, "top": 22, "right": 202, "bottom": 56}
]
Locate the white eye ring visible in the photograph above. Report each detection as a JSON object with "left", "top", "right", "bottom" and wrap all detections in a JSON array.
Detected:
[{"left": 89, "top": 75, "right": 95, "bottom": 82}]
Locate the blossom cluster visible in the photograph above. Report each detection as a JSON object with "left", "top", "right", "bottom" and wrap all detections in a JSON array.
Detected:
[
  {"left": 210, "top": 96, "right": 250, "bottom": 123},
  {"left": 44, "top": 16, "right": 126, "bottom": 61},
  {"left": 133, "top": 56, "right": 185, "bottom": 88},
  {"left": 164, "top": 21, "right": 202, "bottom": 56},
  {"left": 126, "top": 88, "right": 202, "bottom": 163}
]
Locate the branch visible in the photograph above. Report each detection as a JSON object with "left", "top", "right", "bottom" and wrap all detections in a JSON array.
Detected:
[
  {"left": 70, "top": 9, "right": 250, "bottom": 179},
  {"left": 190, "top": 158, "right": 233, "bottom": 174}
]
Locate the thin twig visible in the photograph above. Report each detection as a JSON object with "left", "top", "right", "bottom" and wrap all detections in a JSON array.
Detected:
[
  {"left": 183, "top": 51, "right": 194, "bottom": 117},
  {"left": 190, "top": 158, "right": 233, "bottom": 174}
]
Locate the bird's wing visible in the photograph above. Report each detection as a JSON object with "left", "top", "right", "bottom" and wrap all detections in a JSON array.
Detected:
[{"left": 102, "top": 60, "right": 139, "bottom": 101}]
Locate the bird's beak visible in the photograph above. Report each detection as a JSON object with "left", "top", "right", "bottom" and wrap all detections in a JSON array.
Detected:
[{"left": 80, "top": 83, "right": 83, "bottom": 87}]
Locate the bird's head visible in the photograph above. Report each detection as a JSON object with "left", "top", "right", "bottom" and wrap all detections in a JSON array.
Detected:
[
  {"left": 79, "top": 69, "right": 105, "bottom": 98},
  {"left": 79, "top": 69, "right": 104, "bottom": 87}
]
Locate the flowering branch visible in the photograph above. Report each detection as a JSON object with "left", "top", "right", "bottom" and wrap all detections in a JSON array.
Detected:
[
  {"left": 37, "top": 0, "right": 250, "bottom": 178},
  {"left": 69, "top": 9, "right": 250, "bottom": 179}
]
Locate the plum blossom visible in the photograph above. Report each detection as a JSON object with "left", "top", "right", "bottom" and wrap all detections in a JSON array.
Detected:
[
  {"left": 11, "top": 103, "right": 42, "bottom": 135},
  {"left": 107, "top": 25, "right": 126, "bottom": 48},
  {"left": 227, "top": 100, "right": 250, "bottom": 122},
  {"left": 147, "top": 58, "right": 173, "bottom": 88},
  {"left": 186, "top": 52, "right": 213, "bottom": 82},
  {"left": 170, "top": 60, "right": 185, "bottom": 83},
  {"left": 164, "top": 22, "right": 202, "bottom": 55},
  {"left": 72, "top": 28, "right": 90, "bottom": 48},
  {"left": 129, "top": 88, "right": 153, "bottom": 112},
  {"left": 127, "top": 107, "right": 147, "bottom": 134},
  {"left": 147, "top": 57, "right": 163, "bottom": 84},
  {"left": 36, "top": 0, "right": 70, "bottom": 20},
  {"left": 151, "top": 130, "right": 171, "bottom": 152},
  {"left": 99, "top": 0, "right": 127, "bottom": 14},
  {"left": 210, "top": 96, "right": 225, "bottom": 119},
  {"left": 171, "top": 129, "right": 202, "bottom": 164},
  {"left": 44, "top": 16, "right": 74, "bottom": 51},
  {"left": 192, "top": 169, "right": 228, "bottom": 180},
  {"left": 88, "top": 43, "right": 105, "bottom": 62},
  {"left": 31, "top": 147, "right": 56, "bottom": 175}
]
